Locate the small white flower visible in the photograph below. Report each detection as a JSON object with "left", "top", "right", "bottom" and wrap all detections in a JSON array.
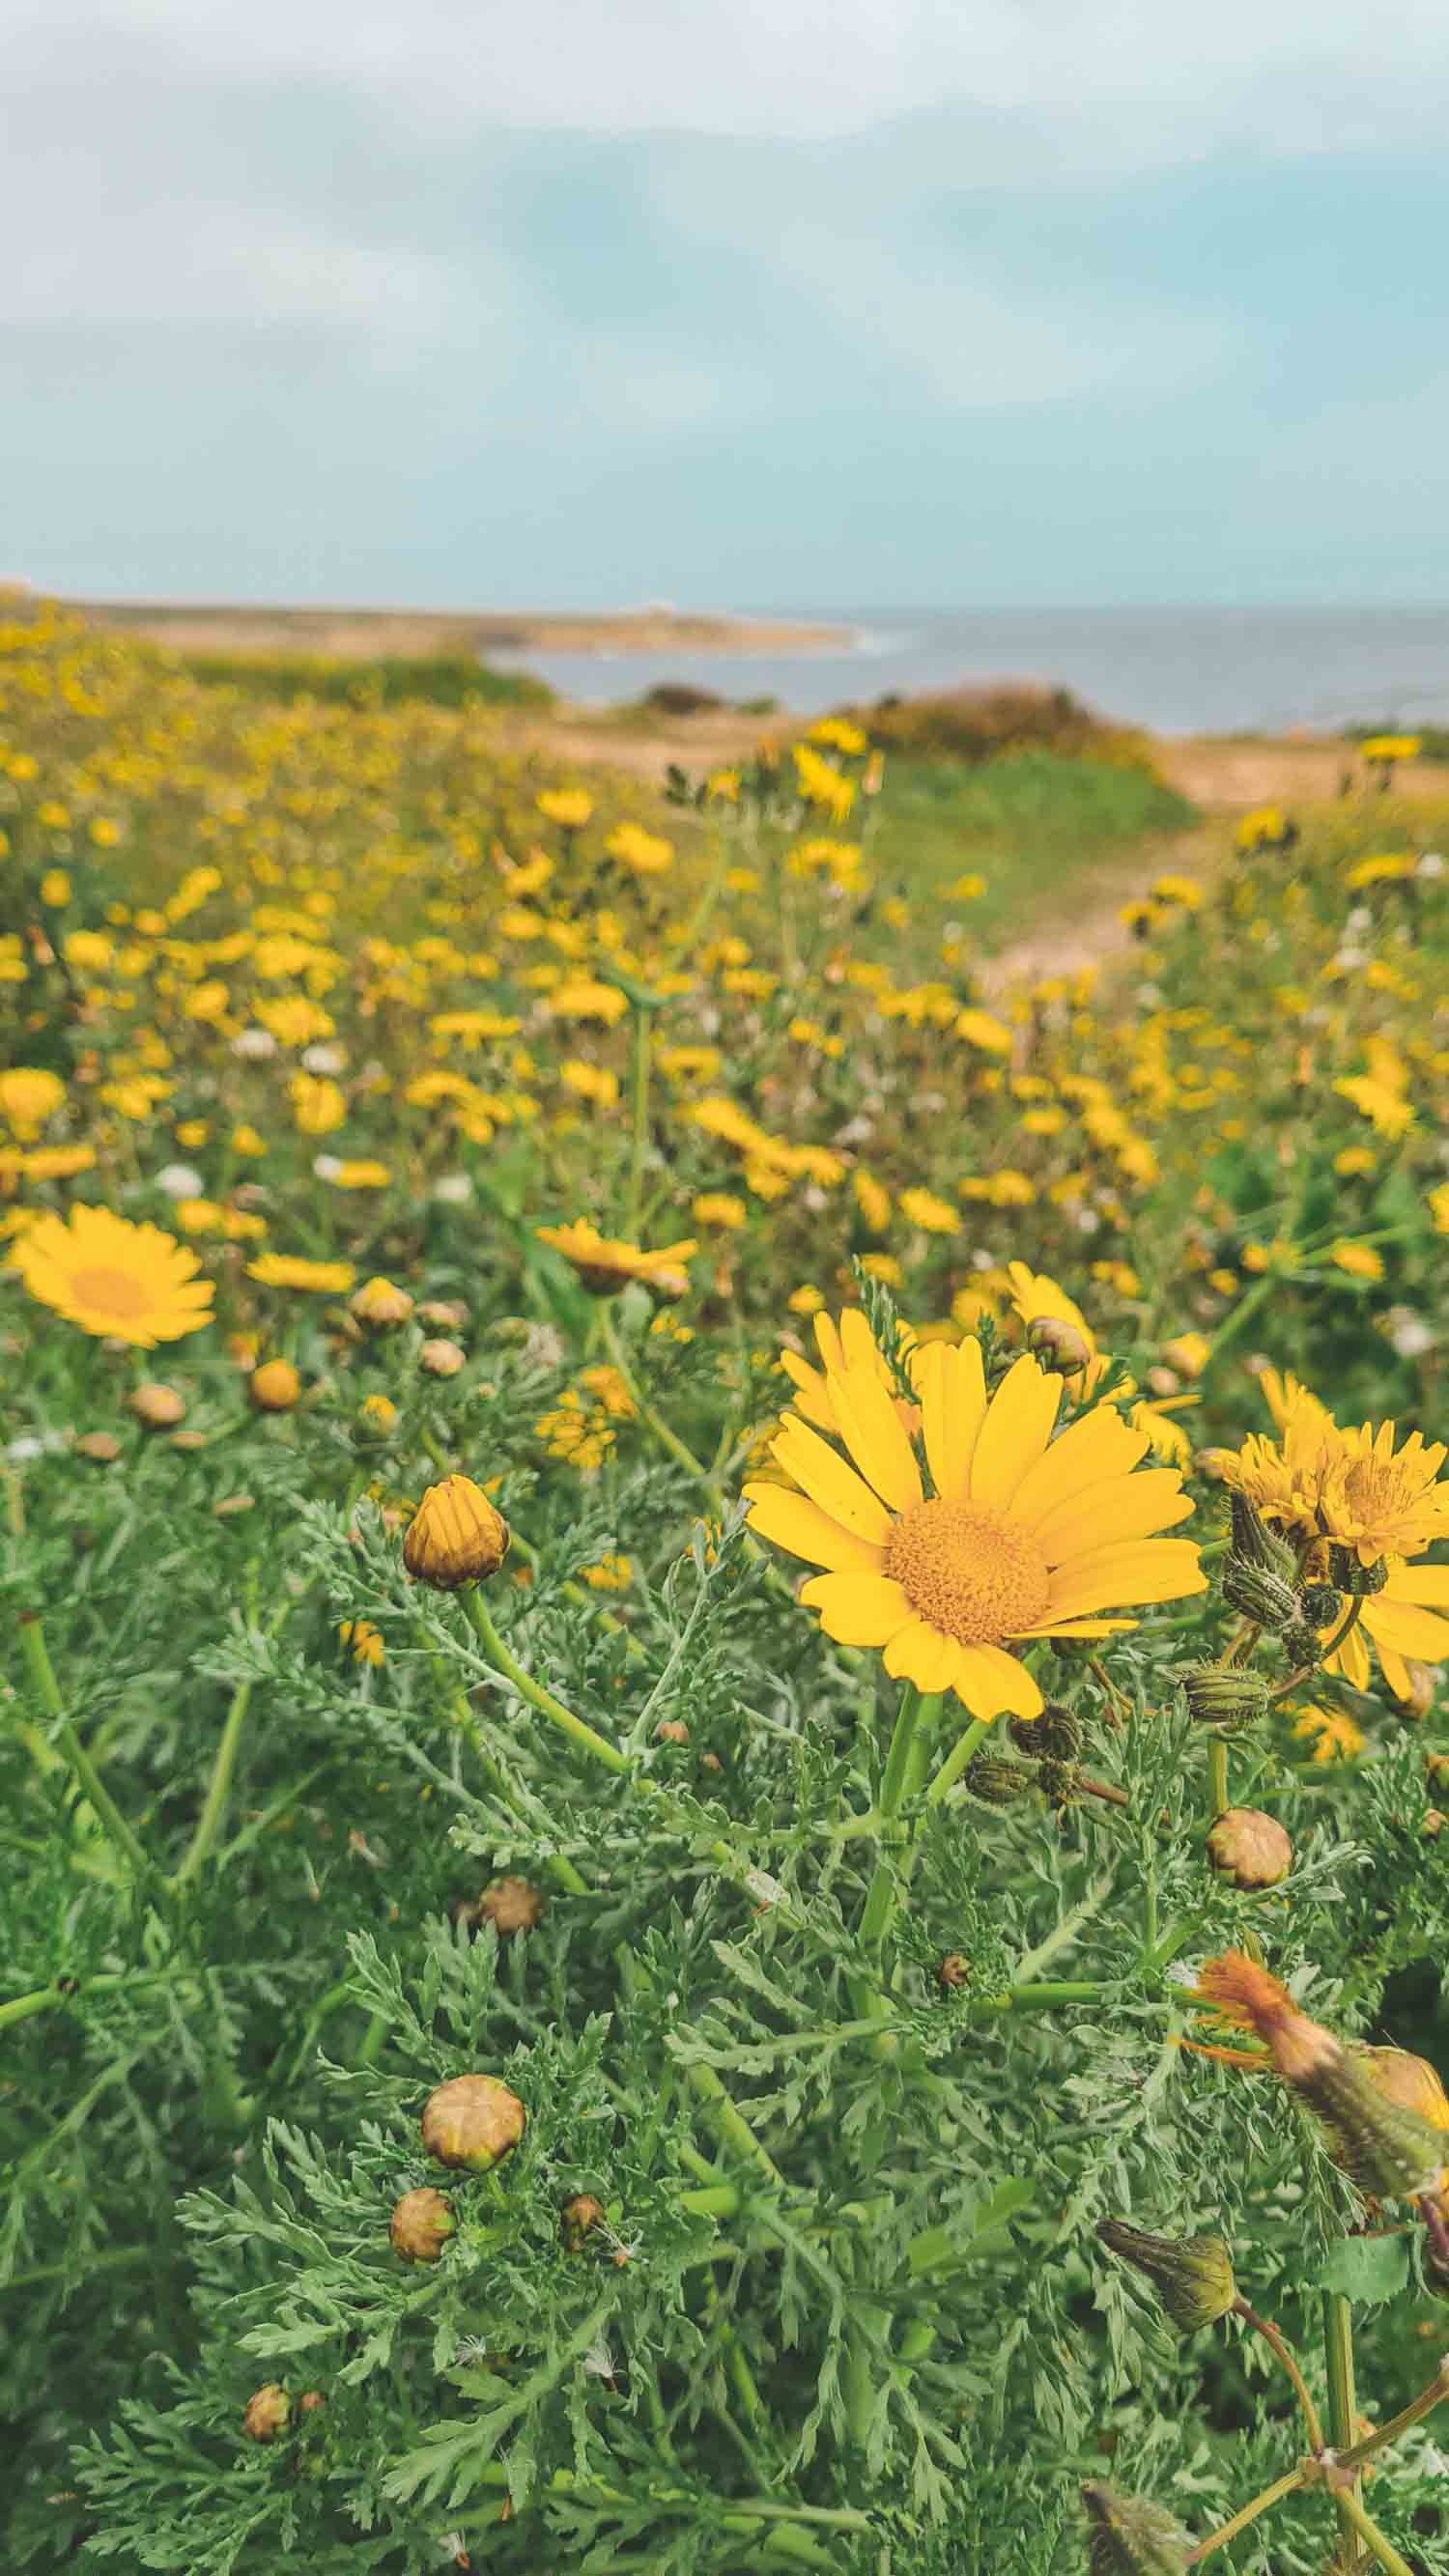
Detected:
[
  {"left": 232, "top": 1026, "right": 277, "bottom": 1060},
  {"left": 1419, "top": 851, "right": 1446, "bottom": 879},
  {"left": 312, "top": 1154, "right": 343, "bottom": 1180},
  {"left": 1346, "top": 905, "right": 1373, "bottom": 935},
  {"left": 7, "top": 1435, "right": 47, "bottom": 1461},
  {"left": 301, "top": 1042, "right": 346, "bottom": 1074},
  {"left": 583, "top": 2334, "right": 616, "bottom": 2379},
  {"left": 432, "top": 1174, "right": 473, "bottom": 1204},
  {"left": 745, "top": 1868, "right": 783, "bottom": 1909},
  {"left": 1384, "top": 1308, "right": 1435, "bottom": 1360},
  {"left": 156, "top": 1163, "right": 204, "bottom": 1199},
  {"left": 1136, "top": 983, "right": 1161, "bottom": 1008}
]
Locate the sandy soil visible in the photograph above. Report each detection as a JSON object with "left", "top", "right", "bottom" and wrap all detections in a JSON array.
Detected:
[{"left": 61, "top": 600, "right": 848, "bottom": 659}]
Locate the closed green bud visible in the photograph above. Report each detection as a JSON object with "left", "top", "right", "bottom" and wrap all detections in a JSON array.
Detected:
[
  {"left": 1096, "top": 2219, "right": 1237, "bottom": 2333},
  {"left": 1326, "top": 1545, "right": 1389, "bottom": 1598},
  {"left": 1082, "top": 2483, "right": 1191, "bottom": 2574},
  {"left": 1229, "top": 1493, "right": 1298, "bottom": 1584},
  {"left": 1180, "top": 1663, "right": 1269, "bottom": 1729},
  {"left": 1010, "top": 1704, "right": 1083, "bottom": 1761},
  {"left": 1221, "top": 1559, "right": 1298, "bottom": 1629},
  {"left": 1037, "top": 1756, "right": 1081, "bottom": 1809},
  {"left": 966, "top": 1752, "right": 1037, "bottom": 1806},
  {"left": 1296, "top": 1581, "right": 1341, "bottom": 1629},
  {"left": 1280, "top": 1619, "right": 1325, "bottom": 1666}
]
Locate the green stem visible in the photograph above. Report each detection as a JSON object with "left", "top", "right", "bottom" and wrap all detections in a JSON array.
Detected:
[
  {"left": 598, "top": 1304, "right": 721, "bottom": 1507},
  {"left": 1335, "top": 2360, "right": 1449, "bottom": 2470},
  {"left": 625, "top": 1000, "right": 654, "bottom": 1236},
  {"left": 1321, "top": 1594, "right": 1367, "bottom": 1667},
  {"left": 1335, "top": 2486, "right": 1419, "bottom": 2576},
  {"left": 1233, "top": 2297, "right": 1325, "bottom": 2449},
  {"left": 685, "top": 2059, "right": 785, "bottom": 2188},
  {"left": 1323, "top": 2288, "right": 1359, "bottom": 2549},
  {"left": 1208, "top": 1735, "right": 1229, "bottom": 1821},
  {"left": 16, "top": 1614, "right": 154, "bottom": 1882},
  {"left": 1183, "top": 2466, "right": 1306, "bottom": 2563},
  {"left": 925, "top": 1712, "right": 990, "bottom": 1806},
  {"left": 464, "top": 1590, "right": 630, "bottom": 1775},
  {"left": 173, "top": 1592, "right": 295, "bottom": 1886},
  {"left": 857, "top": 1684, "right": 933, "bottom": 1959}
]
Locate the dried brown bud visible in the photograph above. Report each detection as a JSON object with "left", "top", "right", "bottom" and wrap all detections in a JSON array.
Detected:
[
  {"left": 1206, "top": 1808, "right": 1293, "bottom": 1889},
  {"left": 388, "top": 2186, "right": 456, "bottom": 2262},
  {"left": 242, "top": 2384, "right": 291, "bottom": 2443},
  {"left": 419, "top": 1338, "right": 466, "bottom": 1377},
  {"left": 1426, "top": 1808, "right": 1446, "bottom": 1840},
  {"left": 937, "top": 1953, "right": 970, "bottom": 1990},
  {"left": 249, "top": 1359, "right": 301, "bottom": 1412},
  {"left": 297, "top": 2391, "right": 326, "bottom": 2416},
  {"left": 654, "top": 1718, "right": 690, "bottom": 1744},
  {"left": 455, "top": 1877, "right": 544, "bottom": 1939},
  {"left": 420, "top": 2073, "right": 526, "bottom": 2171},
  {"left": 560, "top": 2193, "right": 606, "bottom": 2251},
  {"left": 128, "top": 1381, "right": 186, "bottom": 1429},
  {"left": 403, "top": 1476, "right": 510, "bottom": 1590}
]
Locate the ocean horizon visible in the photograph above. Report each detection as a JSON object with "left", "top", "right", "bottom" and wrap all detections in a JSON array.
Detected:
[{"left": 493, "top": 602, "right": 1449, "bottom": 738}]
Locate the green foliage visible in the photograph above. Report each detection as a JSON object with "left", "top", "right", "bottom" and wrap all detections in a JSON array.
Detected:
[{"left": 171, "top": 649, "right": 554, "bottom": 711}]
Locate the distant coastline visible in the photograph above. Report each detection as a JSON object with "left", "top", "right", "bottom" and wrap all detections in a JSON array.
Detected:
[{"left": 62, "top": 597, "right": 853, "bottom": 660}]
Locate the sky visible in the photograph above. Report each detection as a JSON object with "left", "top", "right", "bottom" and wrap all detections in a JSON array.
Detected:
[{"left": 7, "top": 0, "right": 1449, "bottom": 610}]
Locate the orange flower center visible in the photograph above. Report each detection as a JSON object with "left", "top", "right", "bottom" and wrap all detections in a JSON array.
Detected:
[
  {"left": 70, "top": 1264, "right": 152, "bottom": 1319},
  {"left": 884, "top": 1497, "right": 1050, "bottom": 1645}
]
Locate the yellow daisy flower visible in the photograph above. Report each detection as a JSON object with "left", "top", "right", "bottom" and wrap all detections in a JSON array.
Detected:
[
  {"left": 246, "top": 1255, "right": 356, "bottom": 1293},
  {"left": 10, "top": 1203, "right": 213, "bottom": 1347},
  {"left": 536, "top": 1220, "right": 696, "bottom": 1297},
  {"left": 746, "top": 1319, "right": 1204, "bottom": 1720}
]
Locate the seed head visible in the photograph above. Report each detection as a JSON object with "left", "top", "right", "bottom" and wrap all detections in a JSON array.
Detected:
[
  {"left": 1096, "top": 2219, "right": 1237, "bottom": 2334},
  {"left": 965, "top": 1751, "right": 1037, "bottom": 1806},
  {"left": 403, "top": 1476, "right": 510, "bottom": 1590},
  {"left": 1180, "top": 1663, "right": 1268, "bottom": 1729},
  {"left": 420, "top": 2073, "right": 526, "bottom": 2171},
  {"left": 1010, "top": 1704, "right": 1082, "bottom": 1761},
  {"left": 419, "top": 1338, "right": 466, "bottom": 1377},
  {"left": 455, "top": 1877, "right": 544, "bottom": 1939},
  {"left": 1228, "top": 1492, "right": 1298, "bottom": 1584},
  {"left": 1025, "top": 1314, "right": 1092, "bottom": 1376},
  {"left": 1221, "top": 1559, "right": 1297, "bottom": 1630},
  {"left": 1326, "top": 1543, "right": 1389, "bottom": 1598},
  {"left": 128, "top": 1381, "right": 186, "bottom": 1429},
  {"left": 389, "top": 2186, "right": 456, "bottom": 2262},
  {"left": 938, "top": 1952, "right": 971, "bottom": 1990}
]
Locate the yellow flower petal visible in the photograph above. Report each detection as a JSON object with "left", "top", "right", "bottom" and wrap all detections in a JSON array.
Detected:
[
  {"left": 1011, "top": 1405, "right": 1150, "bottom": 1527},
  {"left": 770, "top": 1421, "right": 894, "bottom": 1544},
  {"left": 969, "top": 1354, "right": 1061, "bottom": 1510},
  {"left": 881, "top": 1618, "right": 963, "bottom": 1695},
  {"left": 1031, "top": 1468, "right": 1193, "bottom": 1566},
  {"left": 1359, "top": 1599, "right": 1449, "bottom": 1660},
  {"left": 917, "top": 1335, "right": 988, "bottom": 1502},
  {"left": 952, "top": 1644, "right": 1044, "bottom": 1719},
  {"left": 743, "top": 1482, "right": 886, "bottom": 1574},
  {"left": 798, "top": 1570, "right": 913, "bottom": 1646},
  {"left": 1044, "top": 1538, "right": 1206, "bottom": 1621},
  {"left": 1383, "top": 1565, "right": 1449, "bottom": 1609},
  {"left": 824, "top": 1364, "right": 923, "bottom": 1513}
]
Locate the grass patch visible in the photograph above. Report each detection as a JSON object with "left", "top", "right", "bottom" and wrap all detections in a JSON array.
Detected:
[
  {"left": 868, "top": 747, "right": 1198, "bottom": 945},
  {"left": 171, "top": 647, "right": 554, "bottom": 710}
]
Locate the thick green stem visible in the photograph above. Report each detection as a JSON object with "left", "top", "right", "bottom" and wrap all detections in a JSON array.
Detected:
[
  {"left": 1183, "top": 2465, "right": 1306, "bottom": 2563},
  {"left": 1335, "top": 2486, "right": 1419, "bottom": 2576},
  {"left": 16, "top": 1613, "right": 154, "bottom": 1881},
  {"left": 464, "top": 1590, "right": 630, "bottom": 1775},
  {"left": 1208, "top": 1734, "right": 1229, "bottom": 1821},
  {"left": 1323, "top": 2289, "right": 1359, "bottom": 2550},
  {"left": 926, "top": 1712, "right": 990, "bottom": 1805}
]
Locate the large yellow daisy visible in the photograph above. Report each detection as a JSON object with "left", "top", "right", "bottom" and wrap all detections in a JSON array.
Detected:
[
  {"left": 9, "top": 1203, "right": 213, "bottom": 1347},
  {"left": 745, "top": 1318, "right": 1205, "bottom": 1720}
]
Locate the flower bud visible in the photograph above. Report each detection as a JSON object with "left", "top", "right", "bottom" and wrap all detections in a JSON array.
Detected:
[
  {"left": 1401, "top": 1660, "right": 1437, "bottom": 1719},
  {"left": 1297, "top": 1582, "right": 1341, "bottom": 1629},
  {"left": 654, "top": 1717, "right": 690, "bottom": 1744},
  {"left": 1010, "top": 1704, "right": 1082, "bottom": 1761},
  {"left": 1096, "top": 2219, "right": 1237, "bottom": 2334},
  {"left": 389, "top": 2186, "right": 456, "bottom": 2262},
  {"left": 1203, "top": 1954, "right": 1447, "bottom": 2204},
  {"left": 351, "top": 1275, "right": 414, "bottom": 1327},
  {"left": 76, "top": 1430, "right": 121, "bottom": 1462},
  {"left": 242, "top": 2384, "right": 291, "bottom": 2443},
  {"left": 403, "top": 1476, "right": 510, "bottom": 1590},
  {"left": 965, "top": 1752, "right": 1037, "bottom": 1806},
  {"left": 1194, "top": 1446, "right": 1236, "bottom": 1483},
  {"left": 938, "top": 1953, "right": 970, "bottom": 1990},
  {"left": 420, "top": 2073, "right": 526, "bottom": 2171},
  {"left": 1026, "top": 1315, "right": 1092, "bottom": 1377},
  {"left": 560, "top": 2193, "right": 606, "bottom": 2251},
  {"left": 419, "top": 1338, "right": 466, "bottom": 1377},
  {"left": 1280, "top": 1619, "right": 1325, "bottom": 1666},
  {"left": 1081, "top": 2482, "right": 1190, "bottom": 2573},
  {"left": 298, "top": 2390, "right": 325, "bottom": 2416},
  {"left": 1221, "top": 1560, "right": 1297, "bottom": 1630},
  {"left": 1228, "top": 1492, "right": 1298, "bottom": 1584},
  {"left": 1326, "top": 1543, "right": 1389, "bottom": 1597},
  {"left": 454, "top": 1877, "right": 544, "bottom": 1939},
  {"left": 1180, "top": 1663, "right": 1268, "bottom": 1729},
  {"left": 1206, "top": 1808, "right": 1293, "bottom": 1889},
  {"left": 249, "top": 1359, "right": 301, "bottom": 1412},
  {"left": 128, "top": 1381, "right": 186, "bottom": 1429}
]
